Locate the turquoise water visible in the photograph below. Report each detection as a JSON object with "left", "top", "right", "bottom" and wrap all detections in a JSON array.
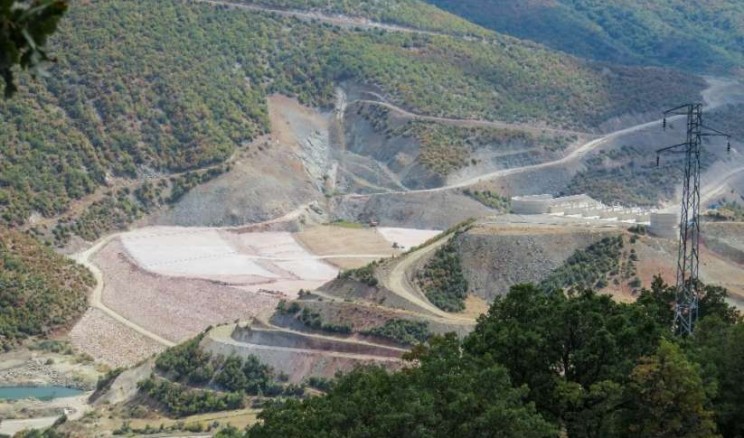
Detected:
[{"left": 0, "top": 386, "right": 83, "bottom": 401}]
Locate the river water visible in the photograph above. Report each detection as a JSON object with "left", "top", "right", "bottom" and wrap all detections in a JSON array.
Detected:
[{"left": 0, "top": 386, "right": 83, "bottom": 401}]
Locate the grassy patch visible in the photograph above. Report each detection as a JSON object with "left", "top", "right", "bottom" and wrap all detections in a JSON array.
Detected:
[{"left": 330, "top": 220, "right": 366, "bottom": 229}]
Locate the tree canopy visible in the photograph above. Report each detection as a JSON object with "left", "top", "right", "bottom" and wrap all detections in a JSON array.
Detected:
[
  {"left": 221, "top": 280, "right": 743, "bottom": 437},
  {"left": 0, "top": 0, "right": 67, "bottom": 97}
]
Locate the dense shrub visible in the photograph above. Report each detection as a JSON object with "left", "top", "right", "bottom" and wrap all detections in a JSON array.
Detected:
[
  {"left": 363, "top": 319, "right": 430, "bottom": 345},
  {"left": 416, "top": 239, "right": 468, "bottom": 312}
]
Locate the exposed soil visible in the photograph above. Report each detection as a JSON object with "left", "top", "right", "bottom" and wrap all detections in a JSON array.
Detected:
[
  {"left": 294, "top": 225, "right": 398, "bottom": 269},
  {"left": 203, "top": 325, "right": 403, "bottom": 383},
  {"left": 69, "top": 309, "right": 165, "bottom": 369},
  {"left": 95, "top": 239, "right": 281, "bottom": 343},
  {"left": 456, "top": 222, "right": 620, "bottom": 300},
  {"left": 152, "top": 95, "right": 330, "bottom": 227}
]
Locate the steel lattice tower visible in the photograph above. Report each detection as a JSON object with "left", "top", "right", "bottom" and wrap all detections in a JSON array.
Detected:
[{"left": 658, "top": 104, "right": 731, "bottom": 335}]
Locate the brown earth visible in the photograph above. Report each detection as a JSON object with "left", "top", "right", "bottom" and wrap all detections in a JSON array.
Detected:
[
  {"left": 456, "top": 222, "right": 621, "bottom": 300},
  {"left": 94, "top": 239, "right": 280, "bottom": 343},
  {"left": 203, "top": 324, "right": 403, "bottom": 383},
  {"left": 294, "top": 225, "right": 398, "bottom": 269},
  {"left": 151, "top": 95, "right": 330, "bottom": 227},
  {"left": 69, "top": 309, "right": 165, "bottom": 369}
]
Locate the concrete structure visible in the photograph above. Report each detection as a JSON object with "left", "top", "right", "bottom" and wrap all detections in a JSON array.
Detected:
[
  {"left": 649, "top": 212, "right": 680, "bottom": 239},
  {"left": 512, "top": 194, "right": 654, "bottom": 224},
  {"left": 511, "top": 194, "right": 554, "bottom": 214}
]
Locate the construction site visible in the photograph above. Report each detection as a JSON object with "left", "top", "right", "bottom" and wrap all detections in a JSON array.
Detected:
[
  {"left": 4, "top": 33, "right": 744, "bottom": 437},
  {"left": 53, "top": 75, "right": 744, "bottom": 379}
]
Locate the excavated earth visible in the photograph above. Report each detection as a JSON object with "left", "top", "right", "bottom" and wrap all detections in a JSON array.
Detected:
[{"left": 455, "top": 221, "right": 621, "bottom": 300}]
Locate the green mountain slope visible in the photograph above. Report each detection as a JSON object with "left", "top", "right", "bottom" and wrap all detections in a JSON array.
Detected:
[
  {"left": 1, "top": 0, "right": 702, "bottom": 239},
  {"left": 229, "top": 0, "right": 491, "bottom": 36},
  {"left": 428, "top": 0, "right": 744, "bottom": 73},
  {"left": 0, "top": 228, "right": 94, "bottom": 350}
]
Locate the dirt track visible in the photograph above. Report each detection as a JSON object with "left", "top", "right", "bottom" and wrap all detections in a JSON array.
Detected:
[
  {"left": 193, "top": 0, "right": 466, "bottom": 38},
  {"left": 342, "top": 78, "right": 739, "bottom": 200},
  {"left": 356, "top": 94, "right": 587, "bottom": 137},
  {"left": 73, "top": 233, "right": 175, "bottom": 347},
  {"left": 378, "top": 236, "right": 475, "bottom": 324}
]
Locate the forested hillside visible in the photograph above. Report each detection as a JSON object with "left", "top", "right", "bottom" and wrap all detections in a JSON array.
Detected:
[
  {"left": 0, "top": 228, "right": 94, "bottom": 350},
  {"left": 215, "top": 282, "right": 744, "bottom": 437},
  {"left": 230, "top": 0, "right": 491, "bottom": 36},
  {"left": 428, "top": 0, "right": 744, "bottom": 73},
  {"left": 1, "top": 0, "right": 703, "bottom": 241}
]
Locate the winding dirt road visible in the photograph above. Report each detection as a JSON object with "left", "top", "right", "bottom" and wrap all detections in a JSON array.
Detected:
[
  {"left": 194, "top": 0, "right": 460, "bottom": 37},
  {"left": 74, "top": 234, "right": 176, "bottom": 347},
  {"left": 343, "top": 79, "right": 742, "bottom": 200},
  {"left": 70, "top": 203, "right": 319, "bottom": 348},
  {"left": 355, "top": 94, "right": 587, "bottom": 138},
  {"left": 378, "top": 236, "right": 476, "bottom": 325}
]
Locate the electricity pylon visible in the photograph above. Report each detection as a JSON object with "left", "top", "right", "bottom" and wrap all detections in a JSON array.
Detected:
[{"left": 658, "top": 104, "right": 731, "bottom": 335}]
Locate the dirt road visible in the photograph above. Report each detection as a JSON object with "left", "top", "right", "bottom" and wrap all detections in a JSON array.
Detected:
[
  {"left": 378, "top": 237, "right": 475, "bottom": 324},
  {"left": 343, "top": 78, "right": 739, "bottom": 201},
  {"left": 70, "top": 203, "right": 320, "bottom": 349},
  {"left": 355, "top": 94, "right": 587, "bottom": 138},
  {"left": 0, "top": 393, "right": 92, "bottom": 436},
  {"left": 74, "top": 234, "right": 176, "bottom": 347},
  {"left": 193, "top": 0, "right": 459, "bottom": 38}
]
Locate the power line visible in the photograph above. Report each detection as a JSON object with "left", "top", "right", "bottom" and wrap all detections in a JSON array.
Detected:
[{"left": 658, "top": 104, "right": 731, "bottom": 335}]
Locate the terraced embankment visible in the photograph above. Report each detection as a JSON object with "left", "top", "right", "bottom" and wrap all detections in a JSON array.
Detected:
[
  {"left": 456, "top": 223, "right": 621, "bottom": 300},
  {"left": 203, "top": 324, "right": 405, "bottom": 382}
]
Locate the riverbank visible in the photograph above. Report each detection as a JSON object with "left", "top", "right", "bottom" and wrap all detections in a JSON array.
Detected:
[{"left": 0, "top": 345, "right": 101, "bottom": 391}]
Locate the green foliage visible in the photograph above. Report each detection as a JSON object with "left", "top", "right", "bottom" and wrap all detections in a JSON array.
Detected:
[
  {"left": 154, "top": 336, "right": 281, "bottom": 397},
  {"left": 429, "top": 0, "right": 744, "bottom": 74},
  {"left": 95, "top": 367, "right": 124, "bottom": 392},
  {"left": 356, "top": 102, "right": 574, "bottom": 176},
  {"left": 708, "top": 201, "right": 744, "bottom": 222},
  {"left": 416, "top": 238, "right": 468, "bottom": 312},
  {"left": 234, "top": 0, "right": 491, "bottom": 37},
  {"left": 29, "top": 339, "right": 72, "bottom": 354},
  {"left": 462, "top": 188, "right": 510, "bottom": 212},
  {"left": 464, "top": 284, "right": 689, "bottom": 436},
  {"left": 621, "top": 340, "right": 718, "bottom": 437},
  {"left": 540, "top": 236, "right": 624, "bottom": 292},
  {"left": 407, "top": 122, "right": 571, "bottom": 175},
  {"left": 231, "top": 281, "right": 743, "bottom": 437},
  {"left": 154, "top": 334, "right": 214, "bottom": 385},
  {"left": 0, "top": 227, "right": 93, "bottom": 350},
  {"left": 278, "top": 302, "right": 352, "bottom": 334},
  {"left": 214, "top": 355, "right": 274, "bottom": 395},
  {"left": 565, "top": 146, "right": 715, "bottom": 206},
  {"left": 340, "top": 261, "right": 379, "bottom": 286},
  {"left": 362, "top": 319, "right": 430, "bottom": 346},
  {"left": 137, "top": 377, "right": 244, "bottom": 418},
  {"left": 12, "top": 427, "right": 65, "bottom": 438},
  {"left": 0, "top": 0, "right": 67, "bottom": 98},
  {"left": 305, "top": 376, "right": 334, "bottom": 392},
  {"left": 691, "top": 318, "right": 744, "bottom": 437},
  {"left": 0, "top": 0, "right": 704, "bottom": 236},
  {"left": 248, "top": 335, "right": 556, "bottom": 438},
  {"left": 297, "top": 307, "right": 352, "bottom": 334}
]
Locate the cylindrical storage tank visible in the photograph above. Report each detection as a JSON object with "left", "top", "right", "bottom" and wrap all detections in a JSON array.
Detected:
[
  {"left": 511, "top": 195, "right": 553, "bottom": 214},
  {"left": 649, "top": 213, "right": 680, "bottom": 239}
]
